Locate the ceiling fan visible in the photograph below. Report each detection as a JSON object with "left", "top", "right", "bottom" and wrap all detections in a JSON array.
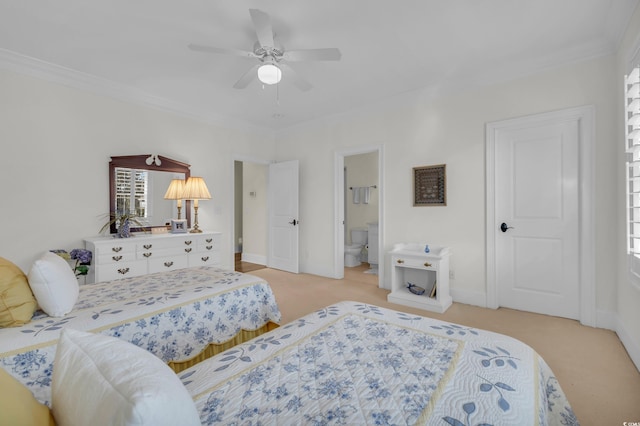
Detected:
[{"left": 188, "top": 9, "right": 341, "bottom": 91}]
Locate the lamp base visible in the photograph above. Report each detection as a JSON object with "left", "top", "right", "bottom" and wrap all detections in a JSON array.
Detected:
[{"left": 190, "top": 205, "right": 202, "bottom": 233}]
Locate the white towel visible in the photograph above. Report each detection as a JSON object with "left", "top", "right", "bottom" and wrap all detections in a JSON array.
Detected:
[
  {"left": 352, "top": 187, "right": 360, "bottom": 204},
  {"left": 362, "top": 187, "right": 370, "bottom": 204}
]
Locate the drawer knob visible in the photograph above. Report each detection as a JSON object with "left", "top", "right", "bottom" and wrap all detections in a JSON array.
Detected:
[
  {"left": 143, "top": 244, "right": 152, "bottom": 249},
  {"left": 117, "top": 268, "right": 130, "bottom": 275},
  {"left": 164, "top": 261, "right": 174, "bottom": 268},
  {"left": 112, "top": 247, "right": 122, "bottom": 253},
  {"left": 143, "top": 252, "right": 152, "bottom": 258},
  {"left": 184, "top": 248, "right": 192, "bottom": 253},
  {"left": 396, "top": 259, "right": 404, "bottom": 264},
  {"left": 112, "top": 255, "right": 122, "bottom": 261},
  {"left": 184, "top": 240, "right": 192, "bottom": 245},
  {"left": 206, "top": 238, "right": 212, "bottom": 243},
  {"left": 424, "top": 262, "right": 432, "bottom": 267},
  {"left": 201, "top": 256, "right": 209, "bottom": 262},
  {"left": 206, "top": 245, "right": 213, "bottom": 250}
]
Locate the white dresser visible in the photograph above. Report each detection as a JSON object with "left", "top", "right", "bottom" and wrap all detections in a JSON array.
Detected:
[{"left": 85, "top": 232, "right": 222, "bottom": 283}]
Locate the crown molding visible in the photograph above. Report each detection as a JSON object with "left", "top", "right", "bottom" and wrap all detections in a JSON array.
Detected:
[{"left": 0, "top": 48, "right": 272, "bottom": 136}]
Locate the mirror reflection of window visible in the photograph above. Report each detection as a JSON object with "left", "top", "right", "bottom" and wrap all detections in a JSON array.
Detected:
[{"left": 115, "top": 168, "right": 151, "bottom": 226}]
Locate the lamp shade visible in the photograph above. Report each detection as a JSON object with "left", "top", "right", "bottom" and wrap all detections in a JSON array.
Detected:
[
  {"left": 182, "top": 177, "right": 211, "bottom": 200},
  {"left": 163, "top": 179, "right": 185, "bottom": 200},
  {"left": 257, "top": 63, "right": 282, "bottom": 85}
]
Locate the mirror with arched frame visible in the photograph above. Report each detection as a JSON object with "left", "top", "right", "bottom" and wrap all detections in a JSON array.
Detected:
[{"left": 108, "top": 155, "right": 191, "bottom": 234}]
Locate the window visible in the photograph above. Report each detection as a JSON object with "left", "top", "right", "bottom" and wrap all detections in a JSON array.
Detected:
[
  {"left": 625, "top": 66, "right": 640, "bottom": 287},
  {"left": 114, "top": 167, "right": 150, "bottom": 225}
]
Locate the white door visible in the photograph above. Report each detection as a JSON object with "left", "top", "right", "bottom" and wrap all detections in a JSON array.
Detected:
[
  {"left": 268, "top": 160, "right": 299, "bottom": 273},
  {"left": 492, "top": 117, "right": 580, "bottom": 319}
]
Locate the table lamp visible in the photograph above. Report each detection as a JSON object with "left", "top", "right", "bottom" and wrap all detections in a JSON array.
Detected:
[
  {"left": 182, "top": 177, "right": 211, "bottom": 233},
  {"left": 163, "top": 179, "right": 186, "bottom": 219}
]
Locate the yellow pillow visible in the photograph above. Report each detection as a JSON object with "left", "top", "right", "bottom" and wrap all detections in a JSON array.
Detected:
[
  {"left": 0, "top": 257, "right": 37, "bottom": 327},
  {"left": 0, "top": 367, "right": 55, "bottom": 426}
]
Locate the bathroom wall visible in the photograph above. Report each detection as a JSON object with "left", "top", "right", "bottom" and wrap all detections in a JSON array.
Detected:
[
  {"left": 241, "top": 162, "right": 268, "bottom": 264},
  {"left": 345, "top": 151, "right": 379, "bottom": 244}
]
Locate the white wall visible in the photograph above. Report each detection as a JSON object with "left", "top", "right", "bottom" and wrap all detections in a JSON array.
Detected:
[
  {"left": 345, "top": 152, "right": 378, "bottom": 244},
  {"left": 616, "top": 3, "right": 640, "bottom": 369},
  {"left": 241, "top": 162, "right": 268, "bottom": 264},
  {"left": 0, "top": 69, "right": 275, "bottom": 273},
  {"left": 275, "top": 54, "right": 618, "bottom": 315},
  {"left": 234, "top": 161, "right": 243, "bottom": 253}
]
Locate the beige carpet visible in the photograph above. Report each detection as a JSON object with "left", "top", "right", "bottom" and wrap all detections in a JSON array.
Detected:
[{"left": 250, "top": 265, "right": 640, "bottom": 426}]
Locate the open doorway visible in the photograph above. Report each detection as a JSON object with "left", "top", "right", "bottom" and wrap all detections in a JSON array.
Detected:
[
  {"left": 344, "top": 152, "right": 379, "bottom": 275},
  {"left": 233, "top": 160, "right": 268, "bottom": 273},
  {"left": 334, "top": 145, "right": 385, "bottom": 288}
]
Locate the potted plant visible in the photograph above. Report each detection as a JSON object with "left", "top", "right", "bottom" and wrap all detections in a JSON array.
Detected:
[{"left": 99, "top": 211, "right": 145, "bottom": 238}]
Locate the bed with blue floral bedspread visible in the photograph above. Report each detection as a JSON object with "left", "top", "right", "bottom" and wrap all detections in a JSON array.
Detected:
[
  {"left": 0, "top": 266, "right": 281, "bottom": 406},
  {"left": 180, "top": 300, "right": 578, "bottom": 426}
]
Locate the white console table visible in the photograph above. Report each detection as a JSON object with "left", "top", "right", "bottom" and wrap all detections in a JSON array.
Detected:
[
  {"left": 85, "top": 231, "right": 221, "bottom": 283},
  {"left": 387, "top": 243, "right": 452, "bottom": 313}
]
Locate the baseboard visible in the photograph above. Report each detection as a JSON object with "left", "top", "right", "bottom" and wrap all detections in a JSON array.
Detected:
[
  {"left": 614, "top": 314, "right": 640, "bottom": 372},
  {"left": 300, "top": 263, "right": 336, "bottom": 278},
  {"left": 450, "top": 287, "right": 487, "bottom": 308},
  {"left": 595, "top": 308, "right": 617, "bottom": 331},
  {"left": 241, "top": 253, "right": 266, "bottom": 265}
]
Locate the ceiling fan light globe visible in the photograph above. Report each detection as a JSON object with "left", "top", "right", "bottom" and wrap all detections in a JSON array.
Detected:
[{"left": 258, "top": 63, "right": 282, "bottom": 85}]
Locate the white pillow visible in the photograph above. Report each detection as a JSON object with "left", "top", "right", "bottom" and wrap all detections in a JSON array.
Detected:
[
  {"left": 52, "top": 328, "right": 201, "bottom": 426},
  {"left": 27, "top": 251, "right": 79, "bottom": 317}
]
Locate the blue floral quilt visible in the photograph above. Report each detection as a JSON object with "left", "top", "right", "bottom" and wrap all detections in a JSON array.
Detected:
[
  {"left": 0, "top": 266, "right": 281, "bottom": 406},
  {"left": 182, "top": 301, "right": 578, "bottom": 426}
]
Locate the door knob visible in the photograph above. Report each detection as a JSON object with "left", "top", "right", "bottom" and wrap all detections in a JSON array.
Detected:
[
  {"left": 500, "top": 222, "right": 514, "bottom": 233},
  {"left": 289, "top": 219, "right": 298, "bottom": 226}
]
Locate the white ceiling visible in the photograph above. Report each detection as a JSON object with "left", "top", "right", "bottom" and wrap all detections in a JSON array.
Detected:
[{"left": 0, "top": 0, "right": 637, "bottom": 131}]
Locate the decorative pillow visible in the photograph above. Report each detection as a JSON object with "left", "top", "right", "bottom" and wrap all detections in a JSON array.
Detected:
[
  {"left": 52, "top": 328, "right": 201, "bottom": 426},
  {"left": 0, "top": 257, "right": 37, "bottom": 327},
  {"left": 0, "top": 366, "right": 55, "bottom": 425},
  {"left": 28, "top": 252, "right": 79, "bottom": 317}
]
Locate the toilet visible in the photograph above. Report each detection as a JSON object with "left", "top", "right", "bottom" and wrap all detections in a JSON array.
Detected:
[{"left": 345, "top": 227, "right": 368, "bottom": 267}]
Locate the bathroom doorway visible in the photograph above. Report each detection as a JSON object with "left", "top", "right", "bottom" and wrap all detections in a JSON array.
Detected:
[
  {"left": 334, "top": 146, "right": 384, "bottom": 288},
  {"left": 233, "top": 159, "right": 268, "bottom": 273}
]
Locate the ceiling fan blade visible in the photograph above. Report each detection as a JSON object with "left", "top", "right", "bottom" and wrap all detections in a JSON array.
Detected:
[
  {"left": 283, "top": 48, "right": 341, "bottom": 62},
  {"left": 188, "top": 43, "right": 255, "bottom": 58},
  {"left": 249, "top": 9, "right": 275, "bottom": 48},
  {"left": 233, "top": 64, "right": 260, "bottom": 89},
  {"left": 279, "top": 63, "right": 313, "bottom": 91}
]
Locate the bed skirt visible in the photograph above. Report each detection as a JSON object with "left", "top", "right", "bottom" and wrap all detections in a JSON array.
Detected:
[{"left": 168, "top": 321, "right": 280, "bottom": 373}]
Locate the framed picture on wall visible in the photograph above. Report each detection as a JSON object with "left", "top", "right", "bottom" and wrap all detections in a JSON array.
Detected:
[
  {"left": 170, "top": 219, "right": 188, "bottom": 234},
  {"left": 413, "top": 164, "right": 446, "bottom": 206}
]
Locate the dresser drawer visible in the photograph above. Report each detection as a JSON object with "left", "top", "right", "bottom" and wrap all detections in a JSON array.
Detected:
[
  {"left": 136, "top": 246, "right": 185, "bottom": 259},
  {"left": 198, "top": 234, "right": 221, "bottom": 251},
  {"left": 189, "top": 252, "right": 220, "bottom": 267},
  {"left": 97, "top": 252, "right": 137, "bottom": 265},
  {"left": 148, "top": 256, "right": 188, "bottom": 272},
  {"left": 136, "top": 236, "right": 197, "bottom": 251},
  {"left": 96, "top": 260, "right": 147, "bottom": 282},
  {"left": 392, "top": 256, "right": 438, "bottom": 271},
  {"left": 93, "top": 242, "right": 136, "bottom": 257}
]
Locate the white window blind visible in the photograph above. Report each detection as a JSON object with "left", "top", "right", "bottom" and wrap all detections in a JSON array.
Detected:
[
  {"left": 115, "top": 168, "right": 149, "bottom": 220},
  {"left": 625, "top": 66, "right": 640, "bottom": 283}
]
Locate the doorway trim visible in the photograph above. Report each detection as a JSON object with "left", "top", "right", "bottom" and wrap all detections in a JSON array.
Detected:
[
  {"left": 485, "top": 105, "right": 595, "bottom": 326},
  {"left": 334, "top": 145, "right": 385, "bottom": 288},
  {"left": 230, "top": 155, "right": 271, "bottom": 270}
]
